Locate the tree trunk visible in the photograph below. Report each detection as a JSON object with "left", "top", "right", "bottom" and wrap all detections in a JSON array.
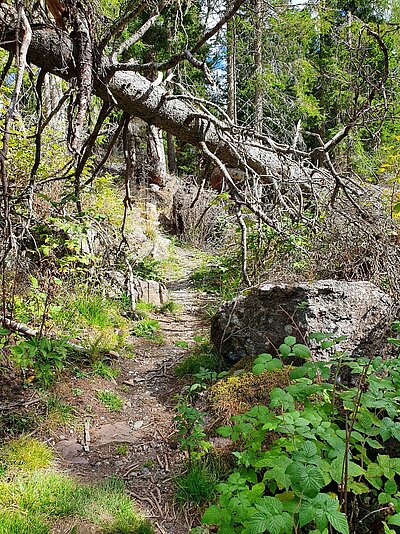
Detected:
[
  {"left": 254, "top": 0, "right": 263, "bottom": 134},
  {"left": 147, "top": 123, "right": 167, "bottom": 186},
  {"left": 167, "top": 132, "right": 178, "bottom": 174},
  {"left": 227, "top": 16, "right": 237, "bottom": 123}
]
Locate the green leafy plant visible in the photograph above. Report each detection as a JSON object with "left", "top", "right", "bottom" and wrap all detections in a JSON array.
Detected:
[
  {"left": 116, "top": 444, "right": 129, "bottom": 456},
  {"left": 133, "top": 319, "right": 163, "bottom": 343},
  {"left": 201, "top": 333, "right": 400, "bottom": 533},
  {"left": 175, "top": 338, "right": 222, "bottom": 377},
  {"left": 185, "top": 367, "right": 229, "bottom": 398},
  {"left": 92, "top": 360, "right": 119, "bottom": 380},
  {"left": 159, "top": 300, "right": 182, "bottom": 314},
  {"left": 134, "top": 257, "right": 164, "bottom": 282},
  {"left": 135, "top": 300, "right": 156, "bottom": 319},
  {"left": 10, "top": 336, "right": 71, "bottom": 388},
  {"left": 174, "top": 404, "right": 211, "bottom": 465},
  {"left": 190, "top": 256, "right": 241, "bottom": 300}
]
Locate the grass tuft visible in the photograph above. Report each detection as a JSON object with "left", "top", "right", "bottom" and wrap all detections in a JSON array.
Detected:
[
  {"left": 92, "top": 360, "right": 119, "bottom": 380},
  {"left": 175, "top": 463, "right": 216, "bottom": 505},
  {"left": 97, "top": 390, "right": 124, "bottom": 412},
  {"left": 175, "top": 340, "right": 221, "bottom": 377},
  {"left": 1, "top": 437, "right": 53, "bottom": 471}
]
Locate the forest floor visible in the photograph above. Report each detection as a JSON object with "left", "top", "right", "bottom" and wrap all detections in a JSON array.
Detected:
[{"left": 2, "top": 247, "right": 217, "bottom": 534}]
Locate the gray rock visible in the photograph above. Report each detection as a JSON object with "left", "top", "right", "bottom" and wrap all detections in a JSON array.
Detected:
[
  {"left": 94, "top": 421, "right": 137, "bottom": 446},
  {"left": 55, "top": 440, "right": 88, "bottom": 464},
  {"left": 129, "top": 277, "right": 168, "bottom": 307},
  {"left": 211, "top": 280, "right": 397, "bottom": 362}
]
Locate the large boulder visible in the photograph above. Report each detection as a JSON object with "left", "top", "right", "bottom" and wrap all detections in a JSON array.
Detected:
[{"left": 211, "top": 280, "right": 397, "bottom": 363}]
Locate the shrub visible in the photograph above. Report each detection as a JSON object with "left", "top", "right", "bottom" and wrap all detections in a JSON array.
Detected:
[{"left": 201, "top": 334, "right": 400, "bottom": 533}]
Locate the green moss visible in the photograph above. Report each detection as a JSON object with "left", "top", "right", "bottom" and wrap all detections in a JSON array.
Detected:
[
  {"left": 209, "top": 367, "right": 291, "bottom": 419},
  {"left": 1, "top": 437, "right": 53, "bottom": 471}
]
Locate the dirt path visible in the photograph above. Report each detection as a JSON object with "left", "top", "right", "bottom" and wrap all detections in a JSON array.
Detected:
[{"left": 55, "top": 248, "right": 213, "bottom": 534}]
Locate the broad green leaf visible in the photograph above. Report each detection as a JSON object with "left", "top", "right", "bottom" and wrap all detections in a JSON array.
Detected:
[
  {"left": 252, "top": 363, "right": 266, "bottom": 375},
  {"left": 202, "top": 505, "right": 223, "bottom": 525},
  {"left": 348, "top": 481, "right": 369, "bottom": 495},
  {"left": 255, "top": 496, "right": 283, "bottom": 515},
  {"left": 286, "top": 463, "right": 325, "bottom": 497},
  {"left": 255, "top": 353, "right": 273, "bottom": 363},
  {"left": 388, "top": 513, "right": 400, "bottom": 526},
  {"left": 279, "top": 343, "right": 292, "bottom": 357},
  {"left": 217, "top": 426, "right": 232, "bottom": 437},
  {"left": 289, "top": 366, "right": 308, "bottom": 379},
  {"left": 302, "top": 441, "right": 318, "bottom": 460},
  {"left": 330, "top": 456, "right": 365, "bottom": 483},
  {"left": 379, "top": 492, "right": 392, "bottom": 504},
  {"left": 292, "top": 344, "right": 311, "bottom": 359},
  {"left": 385, "top": 479, "right": 398, "bottom": 495},
  {"left": 327, "top": 510, "right": 349, "bottom": 534},
  {"left": 284, "top": 336, "right": 296, "bottom": 347},
  {"left": 263, "top": 358, "right": 283, "bottom": 371},
  {"left": 265, "top": 513, "right": 292, "bottom": 534},
  {"left": 245, "top": 513, "right": 269, "bottom": 534}
]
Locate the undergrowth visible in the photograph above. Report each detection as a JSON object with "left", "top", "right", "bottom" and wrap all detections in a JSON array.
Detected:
[
  {"left": 175, "top": 462, "right": 217, "bottom": 505},
  {"left": 97, "top": 390, "right": 124, "bottom": 412},
  {"left": 174, "top": 330, "right": 400, "bottom": 534},
  {"left": 175, "top": 337, "right": 222, "bottom": 377}
]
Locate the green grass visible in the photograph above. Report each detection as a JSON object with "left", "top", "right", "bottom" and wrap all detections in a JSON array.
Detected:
[
  {"left": 133, "top": 319, "right": 163, "bottom": 343},
  {"left": 46, "top": 396, "right": 74, "bottom": 425},
  {"left": 116, "top": 444, "right": 129, "bottom": 456},
  {"left": 175, "top": 340, "right": 221, "bottom": 377},
  {"left": 175, "top": 463, "right": 216, "bottom": 505},
  {"left": 0, "top": 438, "right": 154, "bottom": 534},
  {"left": 0, "top": 411, "right": 36, "bottom": 436},
  {"left": 135, "top": 300, "right": 156, "bottom": 319},
  {"left": 74, "top": 293, "right": 115, "bottom": 327},
  {"left": 1, "top": 436, "right": 53, "bottom": 471},
  {"left": 92, "top": 360, "right": 119, "bottom": 380},
  {"left": 159, "top": 300, "right": 182, "bottom": 314},
  {"left": 0, "top": 510, "right": 49, "bottom": 534},
  {"left": 190, "top": 256, "right": 241, "bottom": 300},
  {"left": 97, "top": 390, "right": 124, "bottom": 412}
]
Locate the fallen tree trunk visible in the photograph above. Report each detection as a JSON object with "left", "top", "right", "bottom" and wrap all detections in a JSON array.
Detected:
[{"left": 0, "top": 5, "right": 310, "bottom": 185}]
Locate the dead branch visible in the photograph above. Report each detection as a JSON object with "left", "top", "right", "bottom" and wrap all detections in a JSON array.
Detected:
[{"left": 0, "top": 316, "right": 87, "bottom": 353}]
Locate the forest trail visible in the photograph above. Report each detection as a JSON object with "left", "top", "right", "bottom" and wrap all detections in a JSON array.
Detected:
[{"left": 54, "top": 247, "right": 215, "bottom": 534}]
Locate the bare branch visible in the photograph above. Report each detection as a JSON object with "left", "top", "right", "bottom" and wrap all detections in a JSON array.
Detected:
[{"left": 113, "top": 0, "right": 168, "bottom": 62}]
